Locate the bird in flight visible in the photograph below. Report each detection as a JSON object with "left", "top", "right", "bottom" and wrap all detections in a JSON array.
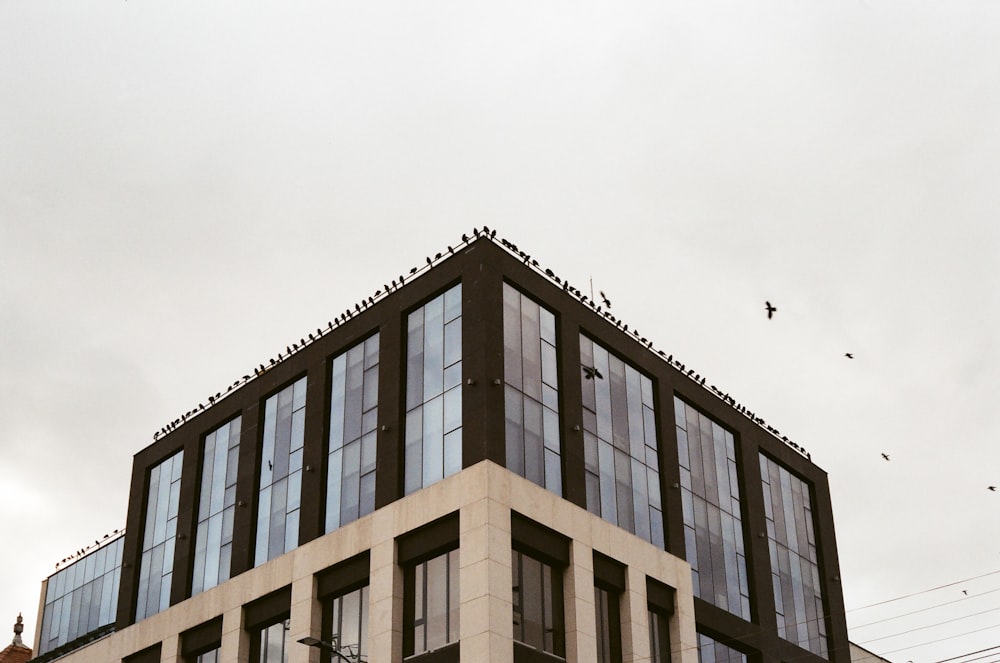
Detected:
[
  {"left": 881, "top": 453, "right": 890, "bottom": 461},
  {"left": 845, "top": 353, "right": 854, "bottom": 359},
  {"left": 582, "top": 366, "right": 604, "bottom": 380},
  {"left": 765, "top": 301, "right": 777, "bottom": 319},
  {"left": 599, "top": 290, "right": 612, "bottom": 308},
  {"left": 989, "top": 486, "right": 997, "bottom": 492}
]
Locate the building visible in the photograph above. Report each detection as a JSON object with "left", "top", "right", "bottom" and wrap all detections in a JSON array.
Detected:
[
  {"left": 1, "top": 615, "right": 32, "bottom": 663},
  {"left": 31, "top": 232, "right": 850, "bottom": 663}
]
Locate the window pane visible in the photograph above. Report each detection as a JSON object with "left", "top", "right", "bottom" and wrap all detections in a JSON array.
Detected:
[
  {"left": 409, "top": 549, "right": 459, "bottom": 655},
  {"left": 136, "top": 452, "right": 183, "bottom": 621},
  {"left": 193, "top": 417, "right": 241, "bottom": 595},
  {"left": 504, "top": 284, "right": 562, "bottom": 494},
  {"left": 511, "top": 549, "right": 564, "bottom": 657}
]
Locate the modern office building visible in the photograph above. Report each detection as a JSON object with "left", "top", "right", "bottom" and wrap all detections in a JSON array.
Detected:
[{"left": 30, "top": 233, "right": 850, "bottom": 663}]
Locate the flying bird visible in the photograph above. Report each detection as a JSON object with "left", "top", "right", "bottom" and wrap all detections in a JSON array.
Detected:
[
  {"left": 599, "top": 290, "right": 611, "bottom": 308},
  {"left": 765, "top": 301, "right": 777, "bottom": 319},
  {"left": 989, "top": 486, "right": 997, "bottom": 492},
  {"left": 845, "top": 353, "right": 854, "bottom": 359},
  {"left": 582, "top": 366, "right": 604, "bottom": 380},
  {"left": 881, "top": 453, "right": 890, "bottom": 461}
]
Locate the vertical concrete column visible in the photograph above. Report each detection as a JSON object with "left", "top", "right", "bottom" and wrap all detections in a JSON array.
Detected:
[
  {"left": 368, "top": 508, "right": 402, "bottom": 663},
  {"left": 160, "top": 632, "right": 181, "bottom": 663},
  {"left": 621, "top": 566, "right": 650, "bottom": 663},
  {"left": 566, "top": 539, "right": 597, "bottom": 663},
  {"left": 287, "top": 574, "right": 318, "bottom": 663},
  {"left": 219, "top": 604, "right": 247, "bottom": 663},
  {"left": 672, "top": 568, "right": 699, "bottom": 663},
  {"left": 459, "top": 466, "right": 514, "bottom": 663}
]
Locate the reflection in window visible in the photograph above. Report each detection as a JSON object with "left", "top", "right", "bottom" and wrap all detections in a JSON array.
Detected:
[
  {"left": 257, "top": 620, "right": 289, "bottom": 663},
  {"left": 404, "top": 284, "right": 462, "bottom": 495},
  {"left": 256, "top": 377, "right": 307, "bottom": 565},
  {"left": 760, "top": 455, "right": 828, "bottom": 657},
  {"left": 675, "top": 398, "right": 750, "bottom": 619},
  {"left": 38, "top": 535, "right": 123, "bottom": 655},
  {"left": 192, "top": 417, "right": 241, "bottom": 595},
  {"left": 504, "top": 284, "right": 561, "bottom": 494},
  {"left": 649, "top": 609, "right": 671, "bottom": 663},
  {"left": 697, "top": 633, "right": 746, "bottom": 663},
  {"left": 327, "top": 334, "right": 380, "bottom": 532},
  {"left": 511, "top": 550, "right": 564, "bottom": 658},
  {"left": 328, "top": 585, "right": 369, "bottom": 662},
  {"left": 136, "top": 451, "right": 184, "bottom": 621},
  {"left": 581, "top": 336, "right": 663, "bottom": 548},
  {"left": 195, "top": 647, "right": 220, "bottom": 663},
  {"left": 595, "top": 586, "right": 622, "bottom": 663},
  {"left": 407, "top": 549, "right": 459, "bottom": 656}
]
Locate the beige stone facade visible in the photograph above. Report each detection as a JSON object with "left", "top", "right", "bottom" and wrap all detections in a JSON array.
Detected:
[{"left": 39, "top": 461, "right": 695, "bottom": 663}]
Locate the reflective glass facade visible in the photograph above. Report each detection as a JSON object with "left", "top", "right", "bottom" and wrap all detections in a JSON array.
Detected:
[
  {"left": 327, "top": 334, "right": 380, "bottom": 532},
  {"left": 404, "top": 284, "right": 463, "bottom": 494},
  {"left": 192, "top": 417, "right": 241, "bottom": 595},
  {"left": 39, "top": 536, "right": 123, "bottom": 655},
  {"left": 648, "top": 609, "right": 670, "bottom": 663},
  {"left": 511, "top": 550, "right": 564, "bottom": 658},
  {"left": 136, "top": 451, "right": 184, "bottom": 621},
  {"left": 697, "top": 633, "right": 747, "bottom": 663},
  {"left": 327, "top": 586, "right": 369, "bottom": 662},
  {"left": 595, "top": 586, "right": 622, "bottom": 663},
  {"left": 256, "top": 377, "right": 307, "bottom": 565},
  {"left": 196, "top": 648, "right": 220, "bottom": 663},
  {"left": 257, "top": 620, "right": 289, "bottom": 663},
  {"left": 409, "top": 549, "right": 460, "bottom": 655},
  {"left": 504, "top": 283, "right": 562, "bottom": 493},
  {"left": 675, "top": 398, "right": 750, "bottom": 619},
  {"left": 582, "top": 336, "right": 663, "bottom": 548},
  {"left": 761, "top": 454, "right": 828, "bottom": 657}
]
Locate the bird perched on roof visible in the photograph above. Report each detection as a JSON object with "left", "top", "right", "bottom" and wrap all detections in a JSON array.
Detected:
[
  {"left": 765, "top": 301, "right": 777, "bottom": 319},
  {"left": 582, "top": 366, "right": 603, "bottom": 380}
]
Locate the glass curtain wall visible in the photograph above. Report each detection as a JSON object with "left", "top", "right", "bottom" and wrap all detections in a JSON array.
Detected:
[
  {"left": 675, "top": 397, "right": 750, "bottom": 619},
  {"left": 327, "top": 334, "right": 380, "bottom": 532},
  {"left": 648, "top": 609, "right": 671, "bottom": 663},
  {"left": 256, "top": 377, "right": 307, "bottom": 565},
  {"left": 760, "top": 454, "right": 828, "bottom": 657},
  {"left": 192, "top": 417, "right": 241, "bottom": 595},
  {"left": 697, "top": 633, "right": 746, "bottom": 663},
  {"left": 136, "top": 451, "right": 184, "bottom": 621},
  {"left": 581, "top": 336, "right": 664, "bottom": 548},
  {"left": 595, "top": 586, "right": 622, "bottom": 663},
  {"left": 503, "top": 283, "right": 561, "bottom": 494},
  {"left": 257, "top": 620, "right": 289, "bottom": 663},
  {"left": 38, "top": 536, "right": 123, "bottom": 654},
  {"left": 404, "top": 284, "right": 462, "bottom": 494}
]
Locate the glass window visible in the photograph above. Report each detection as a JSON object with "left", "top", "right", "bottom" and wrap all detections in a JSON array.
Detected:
[
  {"left": 404, "top": 284, "right": 462, "bottom": 494},
  {"left": 192, "top": 417, "right": 241, "bottom": 595},
  {"left": 504, "top": 283, "right": 562, "bottom": 494},
  {"left": 195, "top": 648, "right": 220, "bottom": 663},
  {"left": 38, "top": 535, "right": 124, "bottom": 655},
  {"left": 595, "top": 586, "right": 622, "bottom": 663},
  {"left": 511, "top": 550, "right": 564, "bottom": 658},
  {"left": 407, "top": 549, "right": 460, "bottom": 656},
  {"left": 327, "top": 585, "right": 369, "bottom": 662},
  {"left": 256, "top": 620, "right": 289, "bottom": 663},
  {"left": 649, "top": 609, "right": 671, "bottom": 663},
  {"left": 675, "top": 397, "right": 750, "bottom": 619},
  {"left": 256, "top": 377, "right": 307, "bottom": 565},
  {"left": 760, "top": 454, "right": 828, "bottom": 657},
  {"left": 136, "top": 451, "right": 184, "bottom": 621},
  {"left": 697, "top": 633, "right": 746, "bottom": 663},
  {"left": 581, "top": 336, "right": 663, "bottom": 548},
  {"left": 328, "top": 334, "right": 380, "bottom": 532}
]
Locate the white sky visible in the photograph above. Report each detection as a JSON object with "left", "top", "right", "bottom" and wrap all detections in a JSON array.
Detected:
[{"left": 1, "top": 1, "right": 998, "bottom": 661}]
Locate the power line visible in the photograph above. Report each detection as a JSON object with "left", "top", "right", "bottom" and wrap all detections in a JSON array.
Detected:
[
  {"left": 882, "top": 623, "right": 1000, "bottom": 655},
  {"left": 852, "top": 587, "right": 1000, "bottom": 629},
  {"left": 857, "top": 605, "right": 1000, "bottom": 645},
  {"left": 848, "top": 570, "right": 1000, "bottom": 612},
  {"left": 932, "top": 645, "right": 1000, "bottom": 663}
]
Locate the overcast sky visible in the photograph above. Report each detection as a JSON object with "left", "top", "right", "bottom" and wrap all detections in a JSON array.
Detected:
[{"left": 1, "top": 1, "right": 998, "bottom": 661}]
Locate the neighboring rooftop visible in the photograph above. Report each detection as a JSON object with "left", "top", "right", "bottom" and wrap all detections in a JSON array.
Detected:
[{"left": 0, "top": 615, "right": 31, "bottom": 663}]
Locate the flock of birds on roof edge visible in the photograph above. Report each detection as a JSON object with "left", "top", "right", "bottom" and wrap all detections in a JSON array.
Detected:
[
  {"left": 53, "top": 530, "right": 124, "bottom": 570},
  {"left": 149, "top": 226, "right": 814, "bottom": 462}
]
